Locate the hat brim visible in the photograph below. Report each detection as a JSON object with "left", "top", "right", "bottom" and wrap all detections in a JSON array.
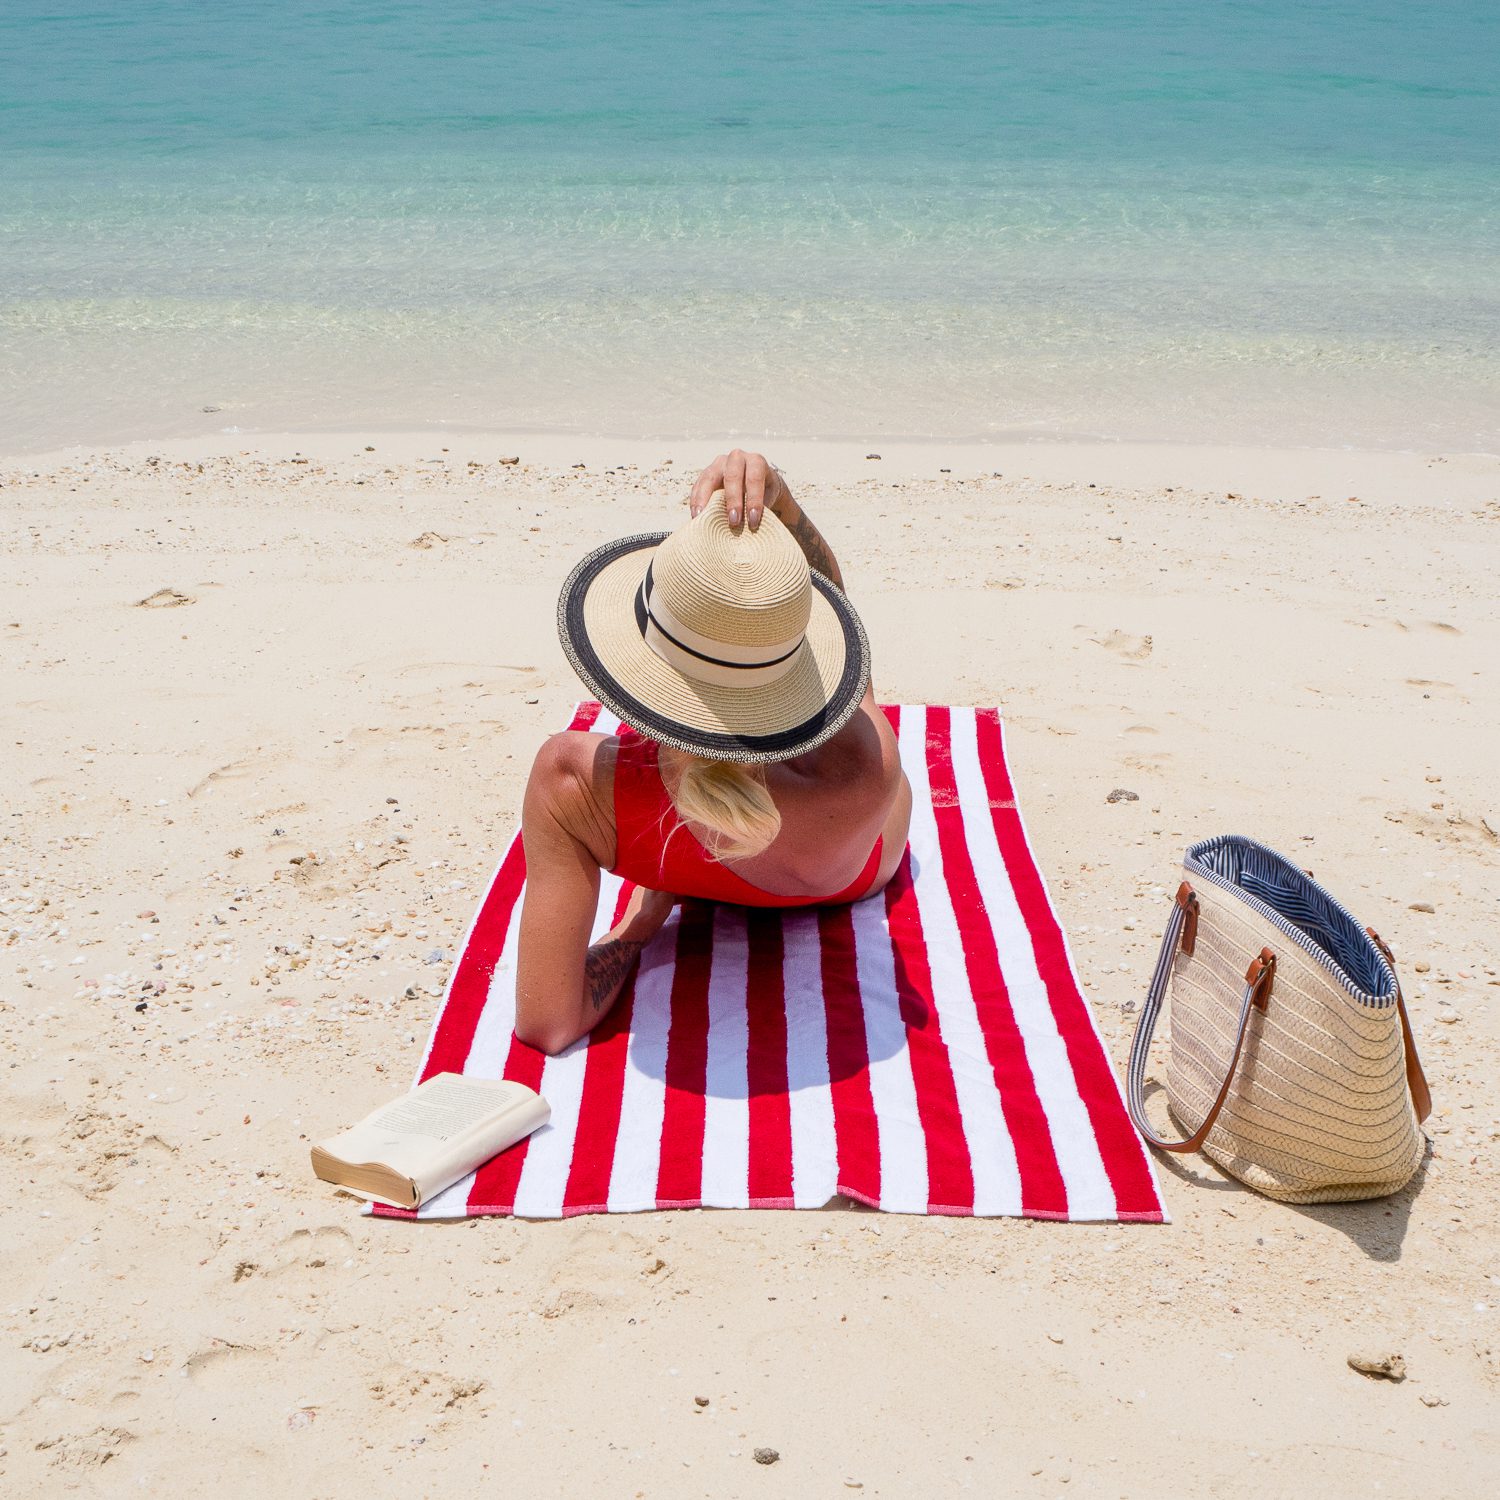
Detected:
[{"left": 557, "top": 531, "right": 870, "bottom": 763}]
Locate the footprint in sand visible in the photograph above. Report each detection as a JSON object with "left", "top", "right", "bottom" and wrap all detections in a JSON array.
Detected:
[
  {"left": 186, "top": 755, "right": 259, "bottom": 799},
  {"left": 543, "top": 1223, "right": 652, "bottom": 1285},
  {"left": 268, "top": 1224, "right": 355, "bottom": 1278},
  {"left": 1088, "top": 628, "right": 1153, "bottom": 661},
  {"left": 366, "top": 658, "right": 545, "bottom": 711},
  {"left": 181, "top": 1338, "right": 270, "bottom": 1388},
  {"left": 1406, "top": 679, "right": 1464, "bottom": 701},
  {"left": 367, "top": 1367, "right": 487, "bottom": 1413},
  {"left": 34, "top": 1425, "right": 135, "bottom": 1469}
]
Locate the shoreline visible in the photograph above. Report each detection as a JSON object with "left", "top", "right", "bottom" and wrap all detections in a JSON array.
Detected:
[{"left": 11, "top": 428, "right": 1499, "bottom": 511}]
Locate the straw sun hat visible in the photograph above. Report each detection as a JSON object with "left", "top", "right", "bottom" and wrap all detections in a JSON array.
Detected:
[{"left": 557, "top": 494, "right": 870, "bottom": 763}]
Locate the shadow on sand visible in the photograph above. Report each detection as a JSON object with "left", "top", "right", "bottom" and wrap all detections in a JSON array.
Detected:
[{"left": 1140, "top": 1081, "right": 1432, "bottom": 1262}]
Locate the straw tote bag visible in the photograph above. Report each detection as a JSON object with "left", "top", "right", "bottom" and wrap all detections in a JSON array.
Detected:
[{"left": 1127, "top": 836, "right": 1432, "bottom": 1202}]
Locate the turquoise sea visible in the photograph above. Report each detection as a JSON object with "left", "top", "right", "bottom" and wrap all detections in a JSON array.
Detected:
[{"left": 2, "top": 1, "right": 1498, "bottom": 451}]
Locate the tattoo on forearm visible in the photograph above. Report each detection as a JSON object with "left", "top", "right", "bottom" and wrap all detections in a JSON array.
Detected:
[
  {"left": 785, "top": 505, "right": 843, "bottom": 587},
  {"left": 585, "top": 935, "right": 644, "bottom": 1011}
]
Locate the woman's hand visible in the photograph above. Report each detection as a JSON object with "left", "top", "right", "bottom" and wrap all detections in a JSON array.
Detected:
[{"left": 688, "top": 449, "right": 785, "bottom": 530}]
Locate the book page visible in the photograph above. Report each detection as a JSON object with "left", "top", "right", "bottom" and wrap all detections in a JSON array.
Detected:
[
  {"left": 313, "top": 1074, "right": 550, "bottom": 1208},
  {"left": 368, "top": 1077, "right": 521, "bottom": 1142}
]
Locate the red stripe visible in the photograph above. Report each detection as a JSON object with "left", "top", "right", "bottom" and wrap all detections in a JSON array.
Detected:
[
  {"left": 560, "top": 881, "right": 638, "bottom": 1213},
  {"left": 418, "top": 703, "right": 599, "bottom": 1085},
  {"left": 653, "top": 901, "right": 714, "bottom": 1206},
  {"left": 974, "top": 708, "right": 1162, "bottom": 1219},
  {"left": 925, "top": 706, "right": 1068, "bottom": 1217},
  {"left": 820, "top": 902, "right": 881, "bottom": 1207},
  {"left": 461, "top": 1033, "right": 548, "bottom": 1212},
  {"left": 744, "top": 907, "right": 794, "bottom": 1206},
  {"left": 459, "top": 701, "right": 608, "bottom": 1214},
  {"left": 879, "top": 705, "right": 976, "bottom": 1213},
  {"left": 420, "top": 834, "right": 526, "bottom": 1082},
  {"left": 387, "top": 700, "right": 1158, "bottom": 1224},
  {"left": 885, "top": 850, "right": 977, "bottom": 1213}
]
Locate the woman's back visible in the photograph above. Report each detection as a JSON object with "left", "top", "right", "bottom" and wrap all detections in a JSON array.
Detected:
[
  {"left": 513, "top": 449, "right": 910, "bottom": 1056},
  {"left": 611, "top": 695, "right": 909, "bottom": 904}
]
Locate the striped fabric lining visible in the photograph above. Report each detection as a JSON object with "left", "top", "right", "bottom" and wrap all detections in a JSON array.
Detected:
[{"left": 1185, "top": 835, "right": 1393, "bottom": 1002}]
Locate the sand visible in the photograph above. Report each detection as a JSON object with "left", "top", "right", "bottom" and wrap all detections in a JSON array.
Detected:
[{"left": 2, "top": 432, "right": 1497, "bottom": 1496}]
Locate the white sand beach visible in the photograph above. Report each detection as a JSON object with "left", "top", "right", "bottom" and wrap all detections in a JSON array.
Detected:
[{"left": 3, "top": 432, "right": 1497, "bottom": 1494}]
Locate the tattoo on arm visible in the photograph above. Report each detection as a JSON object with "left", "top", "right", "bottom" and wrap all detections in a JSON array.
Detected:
[
  {"left": 584, "top": 935, "right": 644, "bottom": 1012},
  {"left": 785, "top": 504, "right": 844, "bottom": 588}
]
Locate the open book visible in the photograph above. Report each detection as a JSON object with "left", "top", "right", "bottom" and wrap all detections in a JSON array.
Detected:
[{"left": 311, "top": 1074, "right": 549, "bottom": 1210}]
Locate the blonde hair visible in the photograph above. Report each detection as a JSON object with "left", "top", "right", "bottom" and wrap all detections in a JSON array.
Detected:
[{"left": 668, "top": 754, "right": 782, "bottom": 861}]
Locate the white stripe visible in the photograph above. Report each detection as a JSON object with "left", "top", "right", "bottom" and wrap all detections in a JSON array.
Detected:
[
  {"left": 605, "top": 914, "right": 676, "bottom": 1211},
  {"left": 415, "top": 1167, "right": 479, "bottom": 1219},
  {"left": 782, "top": 909, "right": 838, "bottom": 1208},
  {"left": 458, "top": 877, "right": 526, "bottom": 1083},
  {"left": 510, "top": 867, "right": 627, "bottom": 1217},
  {"left": 1001, "top": 715, "right": 1163, "bottom": 1216},
  {"left": 898, "top": 706, "right": 1023, "bottom": 1216},
  {"left": 699, "top": 906, "right": 751, "bottom": 1208},
  {"left": 591, "top": 704, "right": 624, "bottom": 744},
  {"left": 848, "top": 889, "right": 929, "bottom": 1212},
  {"left": 592, "top": 701, "right": 679, "bottom": 1213},
  {"left": 947, "top": 707, "right": 1117, "bottom": 1219},
  {"left": 419, "top": 857, "right": 530, "bottom": 1218}
]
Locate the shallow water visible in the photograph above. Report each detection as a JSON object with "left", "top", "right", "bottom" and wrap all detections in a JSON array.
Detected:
[{"left": 3, "top": 1, "right": 1497, "bottom": 450}]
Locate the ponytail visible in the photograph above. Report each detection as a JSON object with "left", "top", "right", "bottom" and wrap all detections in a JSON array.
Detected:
[{"left": 668, "top": 754, "right": 782, "bottom": 861}]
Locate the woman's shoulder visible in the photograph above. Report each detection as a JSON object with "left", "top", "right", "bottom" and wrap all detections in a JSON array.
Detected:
[
  {"left": 529, "top": 728, "right": 624, "bottom": 807},
  {"left": 526, "top": 729, "right": 627, "bottom": 867},
  {"left": 773, "top": 700, "right": 899, "bottom": 803}
]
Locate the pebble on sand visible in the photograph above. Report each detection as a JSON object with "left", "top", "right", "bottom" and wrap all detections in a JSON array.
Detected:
[
  {"left": 753, "top": 1447, "right": 780, "bottom": 1465},
  {"left": 1106, "top": 788, "right": 1140, "bottom": 804}
]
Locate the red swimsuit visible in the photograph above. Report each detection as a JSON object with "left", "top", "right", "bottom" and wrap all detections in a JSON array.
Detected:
[{"left": 608, "top": 727, "right": 882, "bottom": 907}]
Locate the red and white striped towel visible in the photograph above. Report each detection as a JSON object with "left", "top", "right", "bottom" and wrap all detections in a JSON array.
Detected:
[{"left": 373, "top": 704, "right": 1165, "bottom": 1222}]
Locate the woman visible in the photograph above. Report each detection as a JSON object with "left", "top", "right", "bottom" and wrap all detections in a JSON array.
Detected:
[{"left": 514, "top": 449, "right": 912, "bottom": 1055}]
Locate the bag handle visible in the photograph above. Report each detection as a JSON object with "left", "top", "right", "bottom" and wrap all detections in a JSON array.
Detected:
[
  {"left": 1126, "top": 882, "right": 1277, "bottom": 1154},
  {"left": 1365, "top": 928, "right": 1434, "bottom": 1125},
  {"left": 1126, "top": 887, "right": 1435, "bottom": 1154}
]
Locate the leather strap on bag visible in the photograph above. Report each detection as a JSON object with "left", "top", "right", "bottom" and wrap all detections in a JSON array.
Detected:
[
  {"left": 1126, "top": 882, "right": 1278, "bottom": 1153},
  {"left": 1126, "top": 886, "right": 1435, "bottom": 1155},
  {"left": 1366, "top": 928, "right": 1434, "bottom": 1125}
]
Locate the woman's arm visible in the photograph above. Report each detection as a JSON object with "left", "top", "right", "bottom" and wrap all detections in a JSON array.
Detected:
[
  {"left": 689, "top": 449, "right": 844, "bottom": 588},
  {"left": 512, "top": 734, "right": 674, "bottom": 1055}
]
